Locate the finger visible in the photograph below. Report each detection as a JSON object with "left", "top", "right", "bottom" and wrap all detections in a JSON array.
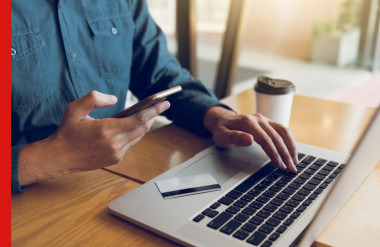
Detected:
[
  {"left": 259, "top": 121, "right": 297, "bottom": 173},
  {"left": 251, "top": 126, "right": 288, "bottom": 170},
  {"left": 117, "top": 101, "right": 170, "bottom": 132},
  {"left": 213, "top": 127, "right": 254, "bottom": 148},
  {"left": 269, "top": 120, "right": 298, "bottom": 165},
  {"left": 69, "top": 91, "right": 118, "bottom": 117},
  {"left": 225, "top": 116, "right": 288, "bottom": 171}
]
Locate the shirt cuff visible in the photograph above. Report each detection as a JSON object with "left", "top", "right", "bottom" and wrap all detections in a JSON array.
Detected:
[{"left": 11, "top": 145, "right": 28, "bottom": 192}]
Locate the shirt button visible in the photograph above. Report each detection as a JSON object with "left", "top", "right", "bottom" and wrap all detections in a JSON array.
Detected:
[
  {"left": 70, "top": 52, "right": 76, "bottom": 59},
  {"left": 111, "top": 27, "right": 118, "bottom": 35},
  {"left": 11, "top": 48, "right": 17, "bottom": 56}
]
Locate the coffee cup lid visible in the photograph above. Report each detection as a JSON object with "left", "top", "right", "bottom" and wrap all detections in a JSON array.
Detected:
[{"left": 254, "top": 75, "right": 295, "bottom": 95}]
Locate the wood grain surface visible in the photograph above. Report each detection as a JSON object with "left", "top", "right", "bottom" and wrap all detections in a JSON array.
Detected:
[{"left": 11, "top": 169, "right": 180, "bottom": 247}]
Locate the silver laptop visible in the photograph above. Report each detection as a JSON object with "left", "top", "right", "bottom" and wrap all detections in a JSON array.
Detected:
[{"left": 109, "top": 107, "right": 380, "bottom": 247}]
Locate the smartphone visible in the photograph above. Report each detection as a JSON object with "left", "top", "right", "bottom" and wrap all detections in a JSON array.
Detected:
[{"left": 112, "top": 86, "right": 182, "bottom": 118}]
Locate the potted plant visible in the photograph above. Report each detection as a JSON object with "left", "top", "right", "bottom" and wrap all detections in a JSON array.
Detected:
[{"left": 311, "top": 0, "right": 362, "bottom": 67}]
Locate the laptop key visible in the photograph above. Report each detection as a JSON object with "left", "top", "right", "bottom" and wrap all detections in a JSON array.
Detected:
[
  {"left": 277, "top": 192, "right": 291, "bottom": 201},
  {"left": 233, "top": 230, "right": 250, "bottom": 240},
  {"left": 327, "top": 161, "right": 339, "bottom": 167},
  {"left": 241, "top": 194, "right": 255, "bottom": 202},
  {"left": 319, "top": 182, "right": 328, "bottom": 189},
  {"left": 250, "top": 201, "right": 264, "bottom": 209},
  {"left": 318, "top": 169, "right": 330, "bottom": 176},
  {"left": 235, "top": 213, "right": 250, "bottom": 222},
  {"left": 266, "top": 217, "right": 281, "bottom": 227},
  {"left": 268, "top": 184, "right": 283, "bottom": 192},
  {"left": 207, "top": 212, "right": 233, "bottom": 230},
  {"left": 193, "top": 214, "right": 205, "bottom": 222},
  {"left": 207, "top": 210, "right": 219, "bottom": 218},
  {"left": 270, "top": 198, "right": 284, "bottom": 207},
  {"left": 202, "top": 208, "right": 212, "bottom": 215},
  {"left": 257, "top": 195, "right": 271, "bottom": 204},
  {"left": 255, "top": 184, "right": 268, "bottom": 191},
  {"left": 309, "top": 164, "right": 321, "bottom": 170},
  {"left": 235, "top": 165, "right": 275, "bottom": 193},
  {"left": 276, "top": 225, "right": 287, "bottom": 233},
  {"left": 280, "top": 205, "right": 294, "bottom": 214},
  {"left": 302, "top": 199, "right": 313, "bottom": 206},
  {"left": 273, "top": 211, "right": 287, "bottom": 220},
  {"left": 314, "top": 188, "right": 324, "bottom": 194},
  {"left": 291, "top": 194, "right": 305, "bottom": 202},
  {"left": 220, "top": 219, "right": 242, "bottom": 235},
  {"left": 303, "top": 183, "right": 316, "bottom": 191},
  {"left": 242, "top": 207, "right": 257, "bottom": 216},
  {"left": 247, "top": 231, "right": 267, "bottom": 245},
  {"left": 226, "top": 190, "right": 243, "bottom": 200},
  {"left": 257, "top": 209, "right": 271, "bottom": 219},
  {"left": 234, "top": 199, "right": 249, "bottom": 208},
  {"left": 242, "top": 222, "right": 257, "bottom": 232},
  {"left": 308, "top": 193, "right": 319, "bottom": 200},
  {"left": 283, "top": 218, "right": 294, "bottom": 226},
  {"left": 304, "top": 168, "right": 317, "bottom": 175},
  {"left": 290, "top": 211, "right": 301, "bottom": 219},
  {"left": 323, "top": 164, "right": 335, "bottom": 171},
  {"left": 283, "top": 187, "right": 296, "bottom": 195},
  {"left": 248, "top": 189, "right": 262, "bottom": 197},
  {"left": 299, "top": 173, "right": 311, "bottom": 180},
  {"left": 269, "top": 232, "right": 280, "bottom": 241},
  {"left": 288, "top": 182, "right": 302, "bottom": 189},
  {"left": 264, "top": 203, "right": 278, "bottom": 212},
  {"left": 303, "top": 156, "right": 316, "bottom": 163},
  {"left": 249, "top": 216, "right": 265, "bottom": 225},
  {"left": 285, "top": 199, "right": 300, "bottom": 208},
  {"left": 263, "top": 190, "right": 276, "bottom": 198},
  {"left": 218, "top": 196, "right": 234, "bottom": 206},
  {"left": 294, "top": 177, "right": 307, "bottom": 184},
  {"left": 226, "top": 205, "right": 241, "bottom": 214},
  {"left": 274, "top": 179, "right": 289, "bottom": 187},
  {"left": 314, "top": 158, "right": 327, "bottom": 166},
  {"left": 298, "top": 188, "right": 312, "bottom": 196},
  {"left": 259, "top": 224, "right": 275, "bottom": 234},
  {"left": 297, "top": 153, "right": 306, "bottom": 160},
  {"left": 261, "top": 240, "right": 273, "bottom": 247},
  {"left": 313, "top": 174, "right": 325, "bottom": 180},
  {"left": 297, "top": 205, "right": 307, "bottom": 212},
  {"left": 210, "top": 202, "right": 221, "bottom": 209}
]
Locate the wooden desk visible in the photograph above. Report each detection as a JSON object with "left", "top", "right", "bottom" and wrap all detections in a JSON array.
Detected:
[
  {"left": 12, "top": 89, "right": 379, "bottom": 246},
  {"left": 11, "top": 170, "right": 178, "bottom": 247}
]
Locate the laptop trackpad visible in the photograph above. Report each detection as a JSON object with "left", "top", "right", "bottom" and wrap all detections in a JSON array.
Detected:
[{"left": 175, "top": 152, "right": 250, "bottom": 185}]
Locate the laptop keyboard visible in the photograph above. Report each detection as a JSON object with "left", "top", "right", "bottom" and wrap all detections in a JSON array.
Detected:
[{"left": 192, "top": 153, "right": 344, "bottom": 246}]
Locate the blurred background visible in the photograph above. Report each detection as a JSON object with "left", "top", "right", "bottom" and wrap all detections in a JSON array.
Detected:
[{"left": 146, "top": 0, "right": 380, "bottom": 108}]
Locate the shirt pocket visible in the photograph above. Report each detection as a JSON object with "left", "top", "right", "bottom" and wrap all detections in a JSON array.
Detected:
[
  {"left": 87, "top": 14, "right": 135, "bottom": 80},
  {"left": 11, "top": 29, "right": 52, "bottom": 112}
]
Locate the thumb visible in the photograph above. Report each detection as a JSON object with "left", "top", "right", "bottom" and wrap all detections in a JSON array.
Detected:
[{"left": 71, "top": 91, "right": 118, "bottom": 117}]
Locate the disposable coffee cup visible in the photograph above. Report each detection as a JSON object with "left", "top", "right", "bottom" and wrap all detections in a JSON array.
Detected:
[{"left": 254, "top": 75, "right": 295, "bottom": 127}]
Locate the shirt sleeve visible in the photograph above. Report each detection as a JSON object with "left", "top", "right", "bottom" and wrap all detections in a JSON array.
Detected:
[
  {"left": 128, "top": 0, "right": 230, "bottom": 136},
  {"left": 11, "top": 145, "right": 27, "bottom": 192}
]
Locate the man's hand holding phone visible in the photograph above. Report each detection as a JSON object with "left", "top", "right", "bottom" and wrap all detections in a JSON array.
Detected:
[{"left": 18, "top": 89, "right": 174, "bottom": 186}]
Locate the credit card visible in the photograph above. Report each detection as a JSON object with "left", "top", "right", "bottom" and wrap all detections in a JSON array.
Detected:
[{"left": 155, "top": 173, "right": 221, "bottom": 199}]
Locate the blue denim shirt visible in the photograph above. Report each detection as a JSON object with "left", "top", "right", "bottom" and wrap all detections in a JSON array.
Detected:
[{"left": 11, "top": 0, "right": 223, "bottom": 192}]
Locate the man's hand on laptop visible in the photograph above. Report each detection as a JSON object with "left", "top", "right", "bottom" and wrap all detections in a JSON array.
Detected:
[{"left": 203, "top": 106, "right": 298, "bottom": 173}]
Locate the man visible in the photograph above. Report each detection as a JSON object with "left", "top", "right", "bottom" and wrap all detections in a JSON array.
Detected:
[{"left": 11, "top": 0, "right": 297, "bottom": 192}]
